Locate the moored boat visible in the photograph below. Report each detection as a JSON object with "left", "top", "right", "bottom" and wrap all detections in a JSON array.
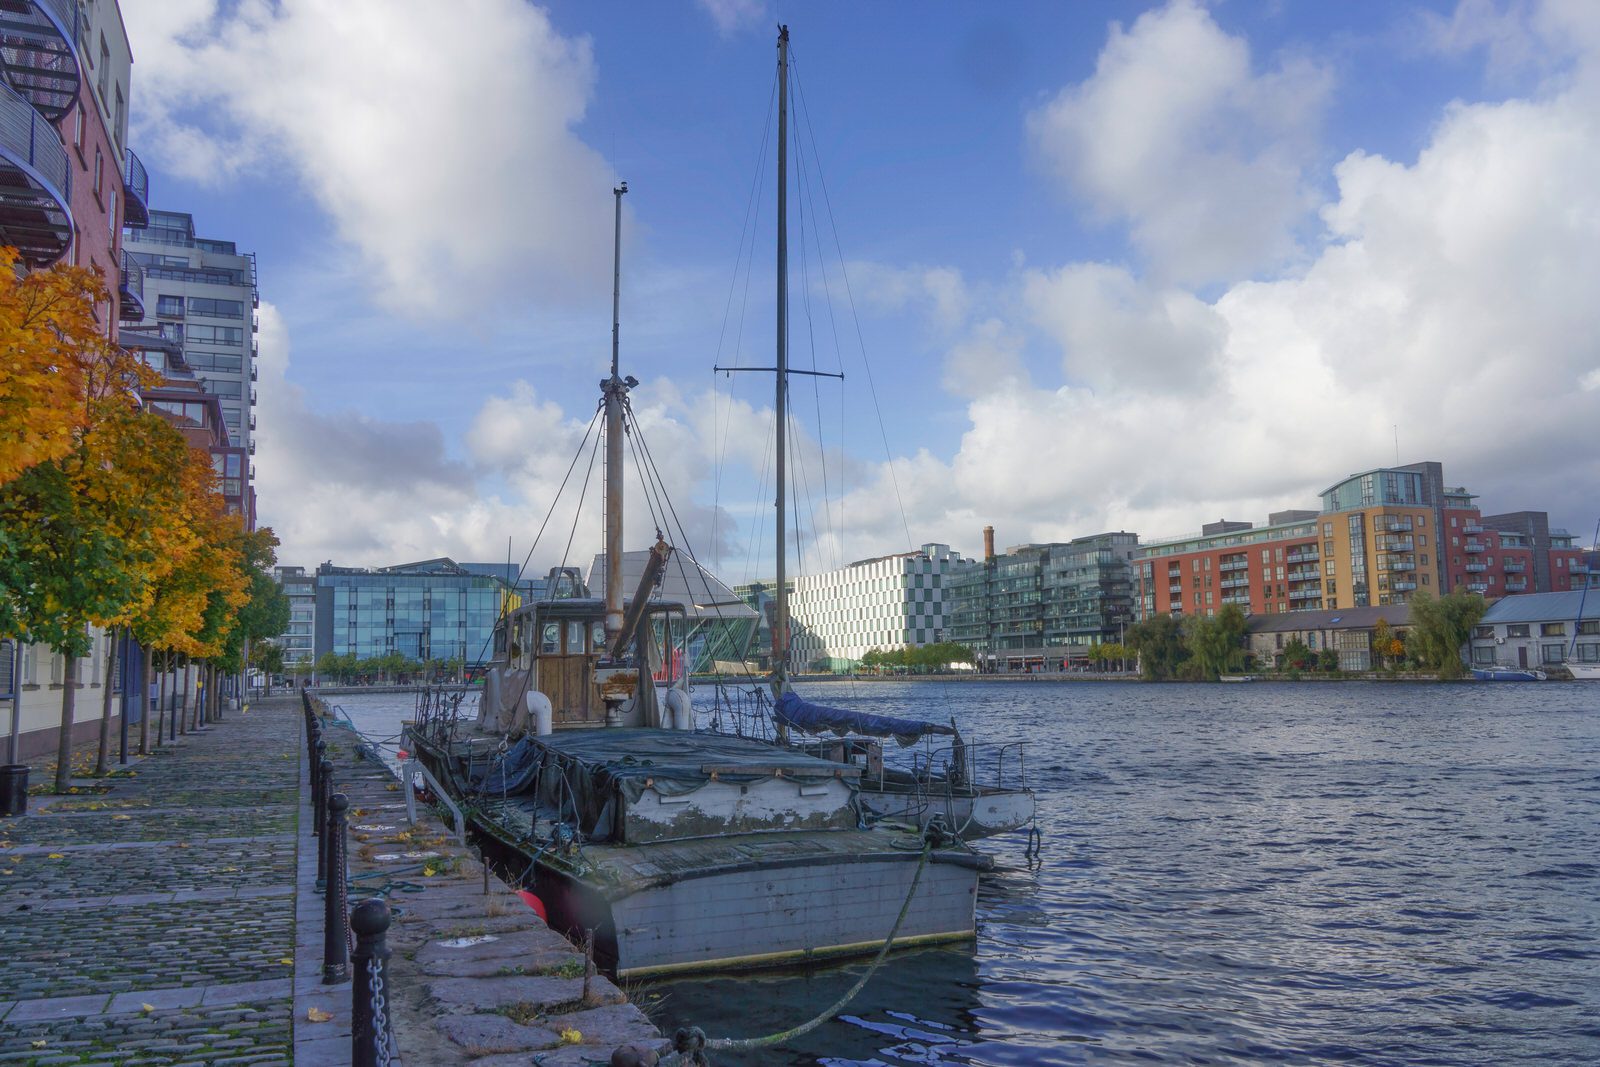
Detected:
[{"left": 1470, "top": 665, "right": 1547, "bottom": 682}]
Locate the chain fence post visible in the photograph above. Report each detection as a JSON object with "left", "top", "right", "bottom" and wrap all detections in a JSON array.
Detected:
[
  {"left": 313, "top": 739, "right": 327, "bottom": 837},
  {"left": 323, "top": 793, "right": 350, "bottom": 983},
  {"left": 315, "top": 758, "right": 333, "bottom": 892},
  {"left": 351, "top": 897, "right": 395, "bottom": 1067}
]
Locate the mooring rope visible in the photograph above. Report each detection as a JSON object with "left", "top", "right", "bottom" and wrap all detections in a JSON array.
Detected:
[{"left": 654, "top": 834, "right": 936, "bottom": 1065}]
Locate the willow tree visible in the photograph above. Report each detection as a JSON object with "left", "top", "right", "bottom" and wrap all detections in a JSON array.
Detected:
[{"left": 1408, "top": 589, "right": 1487, "bottom": 680}]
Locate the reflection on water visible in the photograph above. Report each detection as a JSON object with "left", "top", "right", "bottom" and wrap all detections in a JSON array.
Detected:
[{"left": 338, "top": 680, "right": 1600, "bottom": 1065}]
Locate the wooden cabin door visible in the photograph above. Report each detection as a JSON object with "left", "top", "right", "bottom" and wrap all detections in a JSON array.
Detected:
[{"left": 536, "top": 620, "right": 605, "bottom": 724}]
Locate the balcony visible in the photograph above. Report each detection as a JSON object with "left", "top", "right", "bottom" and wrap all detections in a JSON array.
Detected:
[
  {"left": 118, "top": 248, "right": 144, "bottom": 320},
  {"left": 249, "top": 388, "right": 258, "bottom": 407},
  {"left": 1219, "top": 559, "right": 1249, "bottom": 573},
  {"left": 1464, "top": 562, "right": 1487, "bottom": 573},
  {"left": 1505, "top": 579, "right": 1527, "bottom": 592},
  {"left": 249, "top": 414, "right": 256, "bottom": 431},
  {"left": 1466, "top": 582, "right": 1488, "bottom": 593},
  {"left": 1503, "top": 561, "right": 1526, "bottom": 573},
  {"left": 248, "top": 440, "right": 256, "bottom": 455},
  {"left": 250, "top": 365, "right": 258, "bottom": 382},
  {"left": 1286, "top": 549, "right": 1319, "bottom": 564},
  {"left": 1221, "top": 593, "right": 1251, "bottom": 606},
  {"left": 1168, "top": 585, "right": 1183, "bottom": 596},
  {"left": 1288, "top": 587, "right": 1321, "bottom": 601},
  {"left": 122, "top": 149, "right": 149, "bottom": 228},
  {"left": 1384, "top": 559, "right": 1416, "bottom": 572},
  {"left": 1463, "top": 523, "right": 1483, "bottom": 534},
  {"left": 1377, "top": 518, "right": 1414, "bottom": 533},
  {"left": 1464, "top": 540, "right": 1486, "bottom": 553},
  {"left": 1391, "top": 581, "right": 1417, "bottom": 592},
  {"left": 1219, "top": 577, "right": 1250, "bottom": 590},
  {"left": 0, "top": 0, "right": 83, "bottom": 121},
  {"left": 1286, "top": 567, "right": 1319, "bottom": 582},
  {"left": 1377, "top": 536, "right": 1415, "bottom": 553},
  {"left": 0, "top": 81, "right": 72, "bottom": 266}
]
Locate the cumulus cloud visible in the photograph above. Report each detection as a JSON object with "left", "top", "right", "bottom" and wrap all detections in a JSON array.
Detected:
[
  {"left": 1028, "top": 0, "right": 1331, "bottom": 285},
  {"left": 124, "top": 0, "right": 615, "bottom": 320}
]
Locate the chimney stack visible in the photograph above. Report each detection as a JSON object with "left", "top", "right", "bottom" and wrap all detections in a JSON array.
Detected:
[{"left": 983, "top": 525, "right": 995, "bottom": 562}]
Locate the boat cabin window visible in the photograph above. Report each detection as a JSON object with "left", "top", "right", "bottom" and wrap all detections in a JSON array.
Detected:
[
  {"left": 541, "top": 622, "right": 561, "bottom": 655},
  {"left": 566, "top": 621, "right": 587, "bottom": 654},
  {"left": 591, "top": 621, "right": 606, "bottom": 651},
  {"left": 515, "top": 617, "right": 534, "bottom": 670}
]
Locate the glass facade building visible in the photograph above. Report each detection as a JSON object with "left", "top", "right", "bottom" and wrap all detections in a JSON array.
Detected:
[{"left": 313, "top": 558, "right": 514, "bottom": 668}]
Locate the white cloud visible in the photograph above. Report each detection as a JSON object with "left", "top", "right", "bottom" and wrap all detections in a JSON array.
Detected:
[
  {"left": 124, "top": 0, "right": 615, "bottom": 320},
  {"left": 845, "top": 262, "right": 970, "bottom": 332},
  {"left": 1028, "top": 0, "right": 1331, "bottom": 285},
  {"left": 697, "top": 0, "right": 766, "bottom": 38}
]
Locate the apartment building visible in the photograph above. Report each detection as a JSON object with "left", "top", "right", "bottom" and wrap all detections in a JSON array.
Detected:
[
  {"left": 947, "top": 530, "right": 1138, "bottom": 672},
  {"left": 274, "top": 566, "right": 317, "bottom": 668},
  {"left": 1136, "top": 461, "right": 1587, "bottom": 618}
]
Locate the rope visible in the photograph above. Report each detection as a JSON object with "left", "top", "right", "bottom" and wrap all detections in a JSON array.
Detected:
[{"left": 656, "top": 836, "right": 935, "bottom": 1064}]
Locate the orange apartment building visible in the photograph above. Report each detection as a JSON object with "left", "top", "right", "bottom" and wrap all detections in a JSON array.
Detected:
[{"left": 1137, "top": 462, "right": 1591, "bottom": 619}]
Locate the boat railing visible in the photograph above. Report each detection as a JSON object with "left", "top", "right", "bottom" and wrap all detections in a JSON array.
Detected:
[{"left": 912, "top": 738, "right": 1028, "bottom": 793}]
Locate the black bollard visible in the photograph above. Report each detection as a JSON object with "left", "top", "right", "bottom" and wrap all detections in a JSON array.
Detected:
[
  {"left": 351, "top": 898, "right": 395, "bottom": 1067},
  {"left": 323, "top": 793, "right": 351, "bottom": 983},
  {"left": 312, "top": 740, "right": 327, "bottom": 837},
  {"left": 315, "top": 758, "right": 334, "bottom": 892}
]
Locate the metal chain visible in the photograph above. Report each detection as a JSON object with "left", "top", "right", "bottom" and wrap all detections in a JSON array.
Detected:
[{"left": 368, "top": 956, "right": 393, "bottom": 1067}]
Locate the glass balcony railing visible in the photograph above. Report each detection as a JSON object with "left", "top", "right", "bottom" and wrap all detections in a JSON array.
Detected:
[
  {"left": 122, "top": 149, "right": 150, "bottom": 228},
  {"left": 1464, "top": 540, "right": 1486, "bottom": 553},
  {"left": 1466, "top": 582, "right": 1488, "bottom": 593},
  {"left": 1464, "top": 562, "right": 1487, "bottom": 573},
  {"left": 118, "top": 249, "right": 144, "bottom": 320},
  {"left": 1, "top": 0, "right": 82, "bottom": 121}
]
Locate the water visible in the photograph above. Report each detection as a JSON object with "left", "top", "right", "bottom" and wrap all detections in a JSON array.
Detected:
[{"left": 334, "top": 681, "right": 1600, "bottom": 1065}]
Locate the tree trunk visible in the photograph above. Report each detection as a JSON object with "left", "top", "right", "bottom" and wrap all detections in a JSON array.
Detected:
[
  {"left": 139, "top": 642, "right": 152, "bottom": 755},
  {"left": 177, "top": 657, "right": 187, "bottom": 736},
  {"left": 55, "top": 652, "right": 77, "bottom": 793},
  {"left": 95, "top": 627, "right": 117, "bottom": 775},
  {"left": 155, "top": 653, "right": 168, "bottom": 747}
]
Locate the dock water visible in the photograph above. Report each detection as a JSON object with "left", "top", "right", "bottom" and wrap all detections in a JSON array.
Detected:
[{"left": 0, "top": 693, "right": 660, "bottom": 1066}]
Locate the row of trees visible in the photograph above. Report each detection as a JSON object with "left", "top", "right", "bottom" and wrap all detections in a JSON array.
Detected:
[
  {"left": 855, "top": 642, "right": 975, "bottom": 673},
  {"left": 0, "top": 252, "right": 288, "bottom": 790},
  {"left": 301, "top": 652, "right": 466, "bottom": 686},
  {"left": 1125, "top": 590, "right": 1488, "bottom": 681}
]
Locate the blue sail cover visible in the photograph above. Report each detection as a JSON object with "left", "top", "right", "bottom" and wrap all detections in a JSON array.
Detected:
[{"left": 774, "top": 691, "right": 955, "bottom": 747}]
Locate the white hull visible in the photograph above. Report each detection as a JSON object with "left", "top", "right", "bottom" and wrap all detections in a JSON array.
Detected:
[{"left": 1567, "top": 663, "right": 1600, "bottom": 680}]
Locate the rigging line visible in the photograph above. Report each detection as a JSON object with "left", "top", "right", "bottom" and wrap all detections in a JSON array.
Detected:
[
  {"left": 629, "top": 414, "right": 751, "bottom": 669},
  {"left": 791, "top": 52, "right": 915, "bottom": 553},
  {"left": 713, "top": 72, "right": 780, "bottom": 573},
  {"left": 461, "top": 404, "right": 604, "bottom": 675},
  {"left": 557, "top": 411, "right": 606, "bottom": 587},
  {"left": 789, "top": 99, "right": 839, "bottom": 573},
  {"left": 620, "top": 402, "right": 664, "bottom": 538}
]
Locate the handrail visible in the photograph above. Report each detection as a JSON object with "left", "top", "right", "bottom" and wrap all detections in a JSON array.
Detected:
[{"left": 0, "top": 81, "right": 70, "bottom": 196}]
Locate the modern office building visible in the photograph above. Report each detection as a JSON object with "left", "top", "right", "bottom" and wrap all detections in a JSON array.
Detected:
[
  {"left": 587, "top": 552, "right": 759, "bottom": 674},
  {"left": 273, "top": 566, "right": 317, "bottom": 667},
  {"left": 947, "top": 530, "right": 1139, "bottom": 672},
  {"left": 785, "top": 544, "right": 969, "bottom": 671},
  {"left": 312, "top": 558, "right": 515, "bottom": 668},
  {"left": 123, "top": 210, "right": 260, "bottom": 463},
  {"left": 1136, "top": 462, "right": 1587, "bottom": 618}
]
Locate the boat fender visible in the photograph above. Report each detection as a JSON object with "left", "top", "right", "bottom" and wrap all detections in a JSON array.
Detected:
[
  {"left": 516, "top": 889, "right": 548, "bottom": 922},
  {"left": 665, "top": 687, "right": 693, "bottom": 731},
  {"left": 525, "top": 691, "right": 554, "bottom": 736}
]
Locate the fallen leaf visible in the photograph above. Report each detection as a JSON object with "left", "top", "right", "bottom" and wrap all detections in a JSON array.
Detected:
[
  {"left": 112, "top": 814, "right": 131, "bottom": 821},
  {"left": 140, "top": 1003, "right": 155, "bottom": 1014},
  {"left": 278, "top": 958, "right": 295, "bottom": 965},
  {"left": 47, "top": 852, "right": 64, "bottom": 860},
  {"left": 306, "top": 1007, "right": 334, "bottom": 1023},
  {"left": 560, "top": 1028, "right": 582, "bottom": 1045}
]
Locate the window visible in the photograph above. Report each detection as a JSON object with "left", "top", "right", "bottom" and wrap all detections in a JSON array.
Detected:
[
  {"left": 1323, "top": 523, "right": 1333, "bottom": 537},
  {"left": 202, "top": 378, "right": 242, "bottom": 399},
  {"left": 188, "top": 297, "right": 245, "bottom": 318},
  {"left": 1507, "top": 624, "right": 1530, "bottom": 638},
  {"left": 98, "top": 36, "right": 110, "bottom": 102},
  {"left": 1541, "top": 623, "right": 1566, "bottom": 637},
  {"left": 186, "top": 325, "right": 244, "bottom": 346},
  {"left": 156, "top": 295, "right": 184, "bottom": 317},
  {"left": 1421, "top": 554, "right": 1429, "bottom": 566},
  {"left": 93, "top": 146, "right": 104, "bottom": 202},
  {"left": 1581, "top": 621, "right": 1600, "bottom": 636},
  {"left": 73, "top": 106, "right": 84, "bottom": 150},
  {"left": 1473, "top": 626, "right": 1494, "bottom": 639},
  {"left": 1418, "top": 535, "right": 1427, "bottom": 546},
  {"left": 114, "top": 86, "right": 125, "bottom": 148},
  {"left": 1324, "top": 561, "right": 1336, "bottom": 575},
  {"left": 1540, "top": 644, "right": 1565, "bottom": 665}
]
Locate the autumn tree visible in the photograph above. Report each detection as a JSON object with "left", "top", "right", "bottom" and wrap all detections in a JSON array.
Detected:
[{"left": 0, "top": 250, "right": 111, "bottom": 485}]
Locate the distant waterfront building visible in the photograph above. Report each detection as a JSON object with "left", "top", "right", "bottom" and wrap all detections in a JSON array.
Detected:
[
  {"left": 946, "top": 530, "right": 1138, "bottom": 673},
  {"left": 273, "top": 566, "right": 316, "bottom": 667},
  {"left": 1244, "top": 605, "right": 1412, "bottom": 672},
  {"left": 786, "top": 544, "right": 968, "bottom": 671},
  {"left": 1469, "top": 592, "right": 1600, "bottom": 671},
  {"left": 123, "top": 209, "right": 260, "bottom": 519},
  {"left": 312, "top": 558, "right": 514, "bottom": 668},
  {"left": 587, "top": 552, "right": 759, "bottom": 673},
  {"left": 1136, "top": 461, "right": 1585, "bottom": 619}
]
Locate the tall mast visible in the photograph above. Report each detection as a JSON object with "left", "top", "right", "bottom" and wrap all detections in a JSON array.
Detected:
[
  {"left": 604, "top": 182, "right": 629, "bottom": 648},
  {"left": 773, "top": 25, "right": 790, "bottom": 694}
]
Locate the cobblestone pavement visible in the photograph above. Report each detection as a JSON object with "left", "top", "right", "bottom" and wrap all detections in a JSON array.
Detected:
[{"left": 0, "top": 699, "right": 303, "bottom": 1066}]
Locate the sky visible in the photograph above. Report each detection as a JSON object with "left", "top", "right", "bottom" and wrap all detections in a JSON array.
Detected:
[{"left": 121, "top": 0, "right": 1600, "bottom": 584}]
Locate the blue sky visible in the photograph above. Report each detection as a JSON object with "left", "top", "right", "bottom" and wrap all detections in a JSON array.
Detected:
[{"left": 122, "top": 0, "right": 1600, "bottom": 577}]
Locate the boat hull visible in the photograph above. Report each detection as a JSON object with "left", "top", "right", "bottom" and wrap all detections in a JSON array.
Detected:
[
  {"left": 1471, "top": 667, "right": 1547, "bottom": 681},
  {"left": 1566, "top": 663, "right": 1600, "bottom": 680}
]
